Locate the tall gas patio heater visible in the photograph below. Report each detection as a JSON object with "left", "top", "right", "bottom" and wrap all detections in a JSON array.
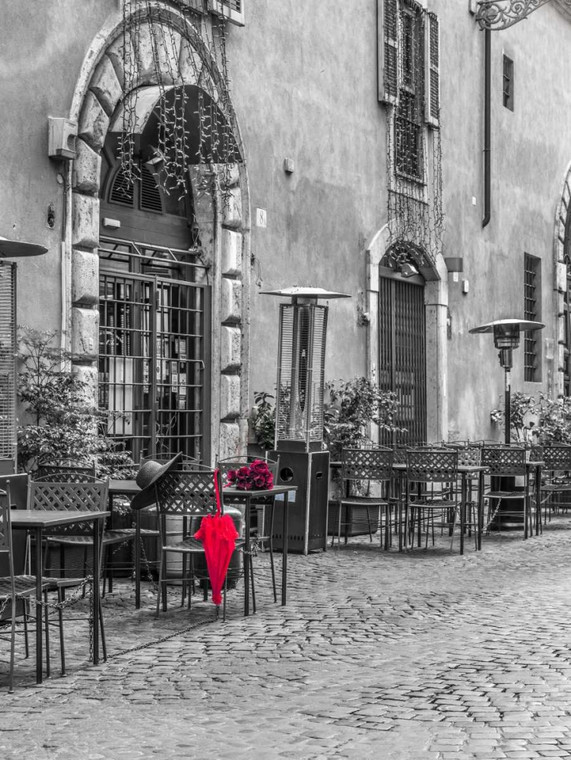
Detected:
[
  {"left": 261, "top": 287, "right": 350, "bottom": 553},
  {"left": 469, "top": 318, "right": 544, "bottom": 444}
]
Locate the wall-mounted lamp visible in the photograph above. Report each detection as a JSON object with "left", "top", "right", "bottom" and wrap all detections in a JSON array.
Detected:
[
  {"left": 445, "top": 257, "right": 464, "bottom": 283},
  {"left": 400, "top": 262, "right": 419, "bottom": 278}
]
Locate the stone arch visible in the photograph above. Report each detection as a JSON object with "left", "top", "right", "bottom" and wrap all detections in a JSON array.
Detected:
[
  {"left": 365, "top": 225, "right": 448, "bottom": 442},
  {"left": 553, "top": 162, "right": 571, "bottom": 396},
  {"left": 68, "top": 3, "right": 250, "bottom": 463}
]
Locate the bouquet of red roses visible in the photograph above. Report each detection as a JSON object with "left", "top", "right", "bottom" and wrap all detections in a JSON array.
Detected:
[{"left": 225, "top": 459, "right": 274, "bottom": 491}]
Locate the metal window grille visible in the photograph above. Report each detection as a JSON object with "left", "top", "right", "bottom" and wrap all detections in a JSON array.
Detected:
[
  {"left": 503, "top": 55, "right": 514, "bottom": 111},
  {"left": 378, "top": 274, "right": 426, "bottom": 445},
  {"left": 0, "top": 263, "right": 16, "bottom": 463},
  {"left": 98, "top": 239, "right": 210, "bottom": 462},
  {"left": 524, "top": 253, "right": 541, "bottom": 382}
]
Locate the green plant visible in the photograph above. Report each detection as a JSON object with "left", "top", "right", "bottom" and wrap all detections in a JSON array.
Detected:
[
  {"left": 16, "top": 327, "right": 135, "bottom": 476},
  {"left": 249, "top": 391, "right": 276, "bottom": 451},
  {"left": 323, "top": 377, "right": 405, "bottom": 461}
]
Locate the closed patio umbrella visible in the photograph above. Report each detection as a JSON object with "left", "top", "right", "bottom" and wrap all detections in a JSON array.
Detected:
[{"left": 194, "top": 469, "right": 238, "bottom": 606}]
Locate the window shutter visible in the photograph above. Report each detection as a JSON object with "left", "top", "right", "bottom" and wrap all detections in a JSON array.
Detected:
[
  {"left": 424, "top": 11, "right": 440, "bottom": 128},
  {"left": 208, "top": 0, "right": 245, "bottom": 27},
  {"left": 378, "top": 0, "right": 399, "bottom": 104},
  {"left": 0, "top": 263, "right": 16, "bottom": 464}
]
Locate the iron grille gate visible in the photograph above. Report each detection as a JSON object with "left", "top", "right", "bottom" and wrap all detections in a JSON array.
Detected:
[
  {"left": 378, "top": 274, "right": 426, "bottom": 445},
  {"left": 99, "top": 263, "right": 210, "bottom": 463}
]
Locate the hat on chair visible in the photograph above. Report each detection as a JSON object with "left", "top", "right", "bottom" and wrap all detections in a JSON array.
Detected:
[{"left": 130, "top": 452, "right": 183, "bottom": 511}]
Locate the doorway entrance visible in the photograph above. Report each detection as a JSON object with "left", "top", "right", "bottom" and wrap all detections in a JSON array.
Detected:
[
  {"left": 98, "top": 136, "right": 210, "bottom": 463},
  {"left": 378, "top": 270, "right": 427, "bottom": 445}
]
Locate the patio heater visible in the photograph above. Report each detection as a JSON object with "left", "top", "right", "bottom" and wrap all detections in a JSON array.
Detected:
[
  {"left": 261, "top": 286, "right": 350, "bottom": 553},
  {"left": 0, "top": 237, "right": 47, "bottom": 475},
  {"left": 469, "top": 319, "right": 544, "bottom": 444}
]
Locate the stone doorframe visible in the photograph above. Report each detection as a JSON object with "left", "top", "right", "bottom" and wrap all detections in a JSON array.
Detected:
[
  {"left": 553, "top": 161, "right": 571, "bottom": 397},
  {"left": 365, "top": 225, "right": 449, "bottom": 442},
  {"left": 65, "top": 2, "right": 250, "bottom": 464}
]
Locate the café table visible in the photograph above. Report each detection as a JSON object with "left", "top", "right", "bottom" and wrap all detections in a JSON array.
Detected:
[
  {"left": 10, "top": 509, "right": 108, "bottom": 684},
  {"left": 223, "top": 484, "right": 297, "bottom": 616}
]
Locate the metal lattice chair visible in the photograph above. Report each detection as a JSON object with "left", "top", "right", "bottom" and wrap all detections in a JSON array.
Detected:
[
  {"left": 532, "top": 444, "right": 571, "bottom": 525},
  {"left": 481, "top": 446, "right": 535, "bottom": 539},
  {"left": 28, "top": 477, "right": 109, "bottom": 670},
  {"left": 329, "top": 447, "right": 394, "bottom": 549},
  {"left": 0, "top": 485, "right": 51, "bottom": 692},
  {"left": 154, "top": 468, "right": 248, "bottom": 620},
  {"left": 405, "top": 449, "right": 460, "bottom": 550}
]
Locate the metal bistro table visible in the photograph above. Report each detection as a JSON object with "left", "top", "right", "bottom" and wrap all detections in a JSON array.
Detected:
[
  {"left": 223, "top": 484, "right": 297, "bottom": 616},
  {"left": 10, "top": 509, "right": 108, "bottom": 684}
]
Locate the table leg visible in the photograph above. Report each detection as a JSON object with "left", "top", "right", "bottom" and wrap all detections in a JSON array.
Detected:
[
  {"left": 92, "top": 518, "right": 101, "bottom": 665},
  {"left": 34, "top": 526, "right": 43, "bottom": 684},
  {"left": 282, "top": 492, "right": 288, "bottom": 606},
  {"left": 243, "top": 497, "right": 251, "bottom": 617},
  {"left": 135, "top": 511, "right": 141, "bottom": 610},
  {"left": 478, "top": 470, "right": 484, "bottom": 550}
]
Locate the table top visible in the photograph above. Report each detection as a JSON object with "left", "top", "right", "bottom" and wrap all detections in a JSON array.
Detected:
[
  {"left": 10, "top": 509, "right": 109, "bottom": 529},
  {"left": 224, "top": 484, "right": 298, "bottom": 499}
]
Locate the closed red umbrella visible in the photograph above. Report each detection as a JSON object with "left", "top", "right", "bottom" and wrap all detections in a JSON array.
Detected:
[{"left": 193, "top": 469, "right": 238, "bottom": 606}]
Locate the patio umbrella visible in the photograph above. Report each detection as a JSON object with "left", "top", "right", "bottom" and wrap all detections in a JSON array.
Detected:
[{"left": 193, "top": 469, "right": 239, "bottom": 606}]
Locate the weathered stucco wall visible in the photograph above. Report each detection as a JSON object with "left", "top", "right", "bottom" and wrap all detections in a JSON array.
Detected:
[{"left": 440, "top": 1, "right": 571, "bottom": 440}]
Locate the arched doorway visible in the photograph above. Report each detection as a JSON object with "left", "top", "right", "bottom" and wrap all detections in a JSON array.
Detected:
[{"left": 68, "top": 5, "right": 250, "bottom": 465}]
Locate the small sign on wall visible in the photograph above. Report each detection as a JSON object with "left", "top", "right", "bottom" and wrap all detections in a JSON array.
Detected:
[{"left": 255, "top": 208, "right": 267, "bottom": 228}]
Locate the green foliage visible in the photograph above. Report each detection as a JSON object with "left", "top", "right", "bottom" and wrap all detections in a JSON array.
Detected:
[
  {"left": 491, "top": 391, "right": 571, "bottom": 445},
  {"left": 249, "top": 391, "right": 276, "bottom": 451},
  {"left": 323, "top": 377, "right": 404, "bottom": 461},
  {"left": 16, "top": 327, "right": 135, "bottom": 476}
]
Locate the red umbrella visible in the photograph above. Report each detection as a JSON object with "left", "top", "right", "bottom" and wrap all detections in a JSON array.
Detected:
[{"left": 193, "top": 469, "right": 239, "bottom": 605}]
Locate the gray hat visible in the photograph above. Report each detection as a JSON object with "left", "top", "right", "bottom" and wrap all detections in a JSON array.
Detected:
[{"left": 130, "top": 452, "right": 183, "bottom": 511}]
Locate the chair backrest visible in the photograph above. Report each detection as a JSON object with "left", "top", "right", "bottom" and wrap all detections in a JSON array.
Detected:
[
  {"left": 340, "top": 447, "right": 393, "bottom": 483},
  {"left": 154, "top": 468, "right": 221, "bottom": 517},
  {"left": 218, "top": 456, "right": 279, "bottom": 485},
  {"left": 36, "top": 461, "right": 97, "bottom": 479},
  {"left": 481, "top": 446, "right": 527, "bottom": 476},
  {"left": 140, "top": 454, "right": 204, "bottom": 471},
  {"left": 406, "top": 449, "right": 458, "bottom": 482},
  {"left": 445, "top": 443, "right": 482, "bottom": 468},
  {"left": 535, "top": 444, "right": 571, "bottom": 473},
  {"left": 0, "top": 484, "right": 16, "bottom": 581},
  {"left": 28, "top": 477, "right": 109, "bottom": 536}
]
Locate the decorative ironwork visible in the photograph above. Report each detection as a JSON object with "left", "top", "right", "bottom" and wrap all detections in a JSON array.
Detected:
[{"left": 475, "top": 0, "right": 564, "bottom": 30}]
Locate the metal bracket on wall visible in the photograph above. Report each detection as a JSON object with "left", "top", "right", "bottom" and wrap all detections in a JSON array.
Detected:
[{"left": 475, "top": 0, "right": 558, "bottom": 30}]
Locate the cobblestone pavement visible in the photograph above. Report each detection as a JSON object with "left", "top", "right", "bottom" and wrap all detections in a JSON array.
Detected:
[{"left": 3, "top": 518, "right": 571, "bottom": 759}]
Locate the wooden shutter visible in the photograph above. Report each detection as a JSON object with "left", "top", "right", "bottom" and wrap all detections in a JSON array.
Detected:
[
  {"left": 378, "top": 0, "right": 399, "bottom": 104},
  {"left": 424, "top": 11, "right": 440, "bottom": 128},
  {"left": 208, "top": 0, "right": 245, "bottom": 26},
  {"left": 0, "top": 263, "right": 16, "bottom": 464}
]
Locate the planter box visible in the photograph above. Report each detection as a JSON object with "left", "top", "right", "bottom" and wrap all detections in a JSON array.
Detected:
[{"left": 328, "top": 500, "right": 379, "bottom": 538}]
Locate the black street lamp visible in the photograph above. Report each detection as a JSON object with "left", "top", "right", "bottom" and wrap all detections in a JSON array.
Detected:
[{"left": 469, "top": 318, "right": 545, "bottom": 443}]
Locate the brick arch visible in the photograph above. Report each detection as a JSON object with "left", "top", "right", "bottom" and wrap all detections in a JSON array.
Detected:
[
  {"left": 68, "top": 3, "right": 250, "bottom": 462},
  {"left": 553, "top": 162, "right": 571, "bottom": 396}
]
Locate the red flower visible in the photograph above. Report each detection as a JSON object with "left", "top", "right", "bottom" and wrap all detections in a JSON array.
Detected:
[{"left": 224, "top": 461, "right": 274, "bottom": 491}]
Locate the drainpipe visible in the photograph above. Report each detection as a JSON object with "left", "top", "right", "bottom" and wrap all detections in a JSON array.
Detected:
[{"left": 482, "top": 28, "right": 491, "bottom": 228}]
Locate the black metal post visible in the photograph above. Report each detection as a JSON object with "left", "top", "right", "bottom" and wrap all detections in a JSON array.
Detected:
[{"left": 504, "top": 365, "right": 511, "bottom": 445}]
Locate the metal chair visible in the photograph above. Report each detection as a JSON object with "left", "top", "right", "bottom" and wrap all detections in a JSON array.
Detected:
[
  {"left": 0, "top": 488, "right": 47, "bottom": 692},
  {"left": 154, "top": 468, "right": 248, "bottom": 620},
  {"left": 533, "top": 444, "right": 571, "bottom": 524},
  {"left": 481, "top": 446, "right": 535, "bottom": 539},
  {"left": 329, "top": 447, "right": 394, "bottom": 549},
  {"left": 405, "top": 449, "right": 460, "bottom": 550},
  {"left": 28, "top": 477, "right": 109, "bottom": 670}
]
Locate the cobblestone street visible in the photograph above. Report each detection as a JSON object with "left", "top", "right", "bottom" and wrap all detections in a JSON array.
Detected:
[{"left": 3, "top": 518, "right": 571, "bottom": 759}]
